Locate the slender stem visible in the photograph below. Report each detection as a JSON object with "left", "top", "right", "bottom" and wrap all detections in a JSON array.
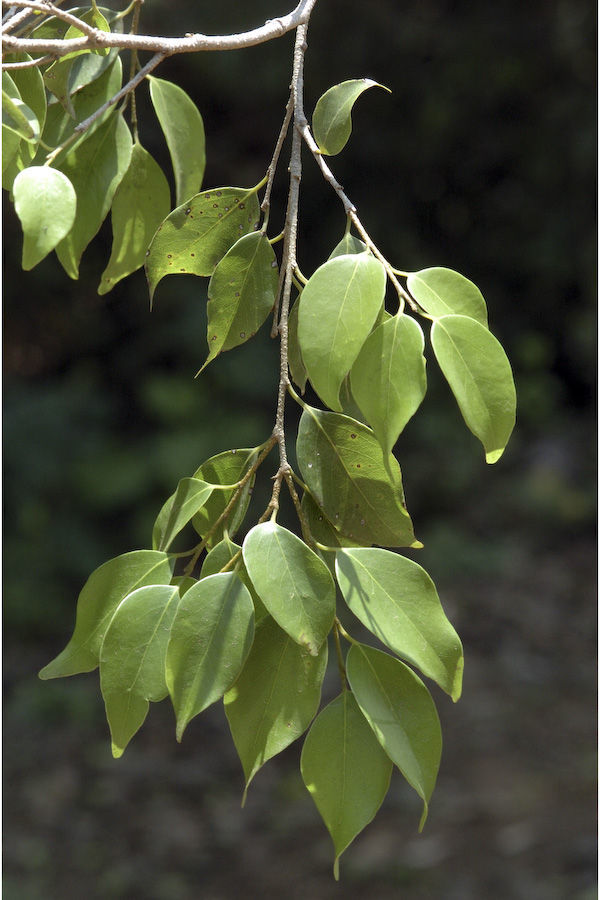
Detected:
[{"left": 125, "top": 0, "right": 143, "bottom": 142}]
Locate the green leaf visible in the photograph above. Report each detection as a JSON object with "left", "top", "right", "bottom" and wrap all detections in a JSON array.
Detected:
[
  {"left": 201, "top": 232, "right": 278, "bottom": 370},
  {"left": 431, "top": 315, "right": 516, "bottom": 463},
  {"left": 242, "top": 522, "right": 335, "bottom": 656},
  {"left": 2, "top": 126, "right": 21, "bottom": 182},
  {"left": 152, "top": 477, "right": 214, "bottom": 552},
  {"left": 8, "top": 53, "right": 47, "bottom": 140},
  {"left": 296, "top": 405, "right": 418, "bottom": 548},
  {"left": 335, "top": 547, "right": 463, "bottom": 700},
  {"left": 350, "top": 313, "right": 427, "bottom": 457},
  {"left": 38, "top": 550, "right": 174, "bottom": 679},
  {"left": 43, "top": 8, "right": 111, "bottom": 114},
  {"left": 313, "top": 78, "right": 389, "bottom": 156},
  {"left": 2, "top": 89, "right": 39, "bottom": 143},
  {"left": 36, "top": 56, "right": 123, "bottom": 166},
  {"left": 55, "top": 111, "right": 133, "bottom": 279},
  {"left": 301, "top": 491, "right": 362, "bottom": 551},
  {"left": 329, "top": 233, "right": 368, "bottom": 259},
  {"left": 13, "top": 167, "right": 77, "bottom": 270},
  {"left": 287, "top": 297, "right": 307, "bottom": 393},
  {"left": 297, "top": 253, "right": 386, "bottom": 410},
  {"left": 201, "top": 538, "right": 269, "bottom": 623},
  {"left": 407, "top": 267, "right": 488, "bottom": 327},
  {"left": 171, "top": 575, "right": 197, "bottom": 597},
  {"left": 166, "top": 573, "right": 255, "bottom": 740},
  {"left": 100, "top": 584, "right": 180, "bottom": 757},
  {"left": 224, "top": 615, "right": 328, "bottom": 795},
  {"left": 346, "top": 643, "right": 442, "bottom": 830},
  {"left": 145, "top": 187, "right": 261, "bottom": 303},
  {"left": 300, "top": 691, "right": 393, "bottom": 878},
  {"left": 191, "top": 447, "right": 261, "bottom": 547},
  {"left": 98, "top": 141, "right": 171, "bottom": 294},
  {"left": 148, "top": 76, "right": 206, "bottom": 207}
]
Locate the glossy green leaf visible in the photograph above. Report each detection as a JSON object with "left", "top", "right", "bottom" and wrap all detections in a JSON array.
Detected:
[
  {"left": 336, "top": 547, "right": 463, "bottom": 700},
  {"left": 2, "top": 90, "right": 39, "bottom": 143},
  {"left": 242, "top": 521, "right": 335, "bottom": 656},
  {"left": 13, "top": 167, "right": 76, "bottom": 270},
  {"left": 100, "top": 584, "right": 179, "bottom": 757},
  {"left": 201, "top": 538, "right": 268, "bottom": 623},
  {"left": 296, "top": 405, "right": 418, "bottom": 548},
  {"left": 346, "top": 643, "right": 442, "bottom": 830},
  {"left": 166, "top": 573, "right": 255, "bottom": 740},
  {"left": 313, "top": 78, "right": 389, "bottom": 156},
  {"left": 224, "top": 615, "right": 328, "bottom": 795},
  {"left": 300, "top": 691, "right": 393, "bottom": 878},
  {"left": 287, "top": 296, "right": 308, "bottom": 392},
  {"left": 407, "top": 267, "right": 488, "bottom": 327},
  {"left": 152, "top": 477, "right": 214, "bottom": 551},
  {"left": 98, "top": 141, "right": 171, "bottom": 294},
  {"left": 191, "top": 447, "right": 260, "bottom": 547},
  {"left": 201, "top": 232, "right": 277, "bottom": 370},
  {"left": 145, "top": 187, "right": 260, "bottom": 302},
  {"left": 38, "top": 550, "right": 174, "bottom": 679},
  {"left": 36, "top": 57, "right": 122, "bottom": 166},
  {"left": 329, "top": 233, "right": 368, "bottom": 259},
  {"left": 55, "top": 111, "right": 132, "bottom": 279},
  {"left": 350, "top": 313, "right": 427, "bottom": 457},
  {"left": 8, "top": 54, "right": 46, "bottom": 141},
  {"left": 431, "top": 314, "right": 516, "bottom": 463},
  {"left": 298, "top": 253, "right": 386, "bottom": 410},
  {"left": 148, "top": 76, "right": 206, "bottom": 206}
]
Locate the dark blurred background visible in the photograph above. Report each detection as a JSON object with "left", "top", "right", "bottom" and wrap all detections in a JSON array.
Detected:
[{"left": 3, "top": 1, "right": 596, "bottom": 898}]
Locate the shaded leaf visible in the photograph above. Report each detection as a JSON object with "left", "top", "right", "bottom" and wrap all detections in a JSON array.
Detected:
[
  {"left": 13, "top": 166, "right": 77, "bottom": 270},
  {"left": 201, "top": 538, "right": 268, "bottom": 623},
  {"left": 287, "top": 297, "right": 307, "bottom": 393},
  {"left": 300, "top": 691, "right": 392, "bottom": 878},
  {"left": 191, "top": 447, "right": 261, "bottom": 548},
  {"left": 2, "top": 89, "right": 39, "bottom": 143},
  {"left": 407, "top": 267, "right": 488, "bottom": 327},
  {"left": 431, "top": 314, "right": 516, "bottom": 463},
  {"left": 224, "top": 615, "right": 328, "bottom": 794},
  {"left": 166, "top": 573, "right": 255, "bottom": 740},
  {"left": 38, "top": 550, "right": 174, "bottom": 679},
  {"left": 201, "top": 232, "right": 277, "bottom": 370},
  {"left": 350, "top": 313, "right": 427, "bottom": 457},
  {"left": 145, "top": 187, "right": 260, "bottom": 302},
  {"left": 100, "top": 584, "right": 179, "bottom": 757},
  {"left": 99, "top": 141, "right": 171, "bottom": 294},
  {"left": 148, "top": 75, "right": 206, "bottom": 206},
  {"left": 55, "top": 111, "right": 132, "bottom": 278},
  {"left": 8, "top": 53, "right": 46, "bottom": 140},
  {"left": 43, "top": 8, "right": 111, "bottom": 114},
  {"left": 298, "top": 253, "right": 386, "bottom": 410},
  {"left": 152, "top": 477, "right": 214, "bottom": 552},
  {"left": 347, "top": 643, "right": 442, "bottom": 829},
  {"left": 336, "top": 547, "right": 463, "bottom": 700},
  {"left": 296, "top": 405, "right": 418, "bottom": 548},
  {"left": 313, "top": 78, "right": 389, "bottom": 156},
  {"left": 242, "top": 522, "right": 335, "bottom": 656},
  {"left": 2, "top": 126, "right": 21, "bottom": 181}
]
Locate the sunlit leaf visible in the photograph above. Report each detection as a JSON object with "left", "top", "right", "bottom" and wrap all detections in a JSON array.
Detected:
[
  {"left": 224, "top": 615, "right": 328, "bottom": 795},
  {"left": 38, "top": 551, "right": 174, "bottom": 679},
  {"left": 2, "top": 88, "right": 39, "bottom": 143},
  {"left": 201, "top": 538, "right": 268, "bottom": 623},
  {"left": 313, "top": 78, "right": 389, "bottom": 156},
  {"left": 350, "top": 313, "right": 427, "bottom": 457},
  {"left": 43, "top": 8, "right": 111, "bottom": 113},
  {"left": 431, "top": 314, "right": 516, "bottom": 463},
  {"left": 336, "top": 547, "right": 463, "bottom": 700},
  {"left": 13, "top": 166, "right": 77, "bottom": 269},
  {"left": 152, "top": 477, "right": 214, "bottom": 552},
  {"left": 148, "top": 76, "right": 206, "bottom": 206},
  {"left": 297, "top": 253, "right": 386, "bottom": 410},
  {"left": 145, "top": 187, "right": 260, "bottom": 302},
  {"left": 242, "top": 521, "right": 335, "bottom": 656},
  {"left": 191, "top": 447, "right": 261, "bottom": 548},
  {"left": 407, "top": 267, "right": 488, "bottom": 327},
  {"left": 296, "top": 405, "right": 418, "bottom": 547},
  {"left": 166, "top": 573, "right": 255, "bottom": 740},
  {"left": 300, "top": 691, "right": 392, "bottom": 879},
  {"left": 8, "top": 53, "right": 46, "bottom": 141},
  {"left": 100, "top": 584, "right": 180, "bottom": 757},
  {"left": 347, "top": 643, "right": 442, "bottom": 830},
  {"left": 200, "top": 232, "right": 277, "bottom": 370},
  {"left": 98, "top": 141, "right": 171, "bottom": 294},
  {"left": 329, "top": 233, "right": 367, "bottom": 258},
  {"left": 55, "top": 111, "right": 132, "bottom": 278}
]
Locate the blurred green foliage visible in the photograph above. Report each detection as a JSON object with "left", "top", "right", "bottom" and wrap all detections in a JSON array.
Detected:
[{"left": 3, "top": 0, "right": 594, "bottom": 643}]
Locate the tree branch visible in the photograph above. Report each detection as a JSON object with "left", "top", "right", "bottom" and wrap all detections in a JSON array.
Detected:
[{"left": 2, "top": 0, "right": 318, "bottom": 59}]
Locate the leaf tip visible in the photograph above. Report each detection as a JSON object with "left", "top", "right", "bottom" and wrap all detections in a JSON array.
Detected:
[
  {"left": 333, "top": 856, "right": 340, "bottom": 881},
  {"left": 418, "top": 800, "right": 429, "bottom": 833},
  {"left": 485, "top": 447, "right": 505, "bottom": 464},
  {"left": 410, "top": 539, "right": 424, "bottom": 550},
  {"left": 111, "top": 743, "right": 125, "bottom": 759}
]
